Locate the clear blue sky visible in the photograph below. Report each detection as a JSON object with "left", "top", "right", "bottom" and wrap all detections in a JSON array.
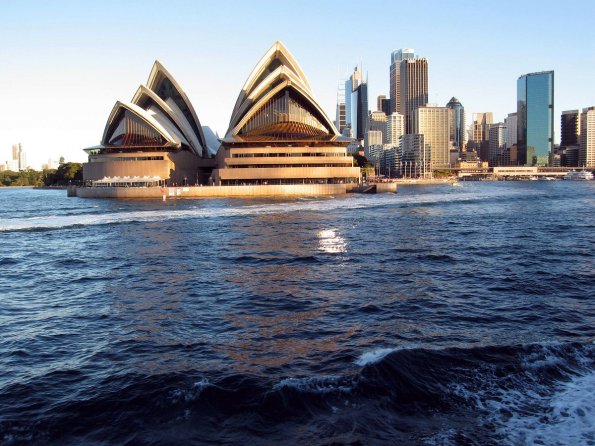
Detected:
[{"left": 1, "top": 0, "right": 594, "bottom": 168}]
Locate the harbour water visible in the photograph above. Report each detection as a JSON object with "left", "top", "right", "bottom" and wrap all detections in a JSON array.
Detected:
[{"left": 0, "top": 182, "right": 594, "bottom": 445}]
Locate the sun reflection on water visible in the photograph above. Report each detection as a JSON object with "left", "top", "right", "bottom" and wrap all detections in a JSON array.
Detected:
[{"left": 317, "top": 229, "right": 346, "bottom": 254}]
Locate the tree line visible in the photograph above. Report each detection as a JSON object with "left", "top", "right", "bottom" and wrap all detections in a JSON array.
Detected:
[{"left": 0, "top": 163, "right": 83, "bottom": 187}]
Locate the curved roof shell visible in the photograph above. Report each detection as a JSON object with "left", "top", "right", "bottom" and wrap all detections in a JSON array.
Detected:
[{"left": 225, "top": 41, "right": 339, "bottom": 142}]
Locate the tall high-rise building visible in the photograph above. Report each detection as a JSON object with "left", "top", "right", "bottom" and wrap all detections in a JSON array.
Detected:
[
  {"left": 12, "top": 143, "right": 20, "bottom": 161},
  {"left": 400, "top": 58, "right": 429, "bottom": 134},
  {"left": 347, "top": 66, "right": 368, "bottom": 143},
  {"left": 386, "top": 113, "right": 404, "bottom": 146},
  {"left": 471, "top": 112, "right": 493, "bottom": 161},
  {"left": 517, "top": 71, "right": 554, "bottom": 166},
  {"left": 377, "top": 95, "right": 391, "bottom": 115},
  {"left": 335, "top": 80, "right": 346, "bottom": 134},
  {"left": 505, "top": 113, "right": 518, "bottom": 149},
  {"left": 12, "top": 143, "right": 26, "bottom": 170},
  {"left": 415, "top": 106, "right": 451, "bottom": 167},
  {"left": 368, "top": 111, "right": 387, "bottom": 143},
  {"left": 345, "top": 68, "right": 363, "bottom": 132},
  {"left": 579, "top": 106, "right": 595, "bottom": 167},
  {"left": 446, "top": 97, "right": 465, "bottom": 150},
  {"left": 561, "top": 110, "right": 580, "bottom": 148},
  {"left": 488, "top": 123, "right": 507, "bottom": 166},
  {"left": 389, "top": 49, "right": 416, "bottom": 114}
]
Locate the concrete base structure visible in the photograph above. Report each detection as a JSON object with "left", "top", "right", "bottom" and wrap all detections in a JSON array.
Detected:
[{"left": 74, "top": 183, "right": 365, "bottom": 199}]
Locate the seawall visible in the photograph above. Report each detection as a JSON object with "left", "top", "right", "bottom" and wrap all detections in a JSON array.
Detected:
[{"left": 75, "top": 183, "right": 354, "bottom": 199}]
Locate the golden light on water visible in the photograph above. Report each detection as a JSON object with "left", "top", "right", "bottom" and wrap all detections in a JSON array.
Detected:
[{"left": 317, "top": 229, "right": 346, "bottom": 253}]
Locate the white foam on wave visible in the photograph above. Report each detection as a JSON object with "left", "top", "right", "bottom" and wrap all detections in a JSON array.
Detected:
[
  {"left": 0, "top": 187, "right": 525, "bottom": 232},
  {"left": 355, "top": 347, "right": 398, "bottom": 366},
  {"left": 169, "top": 378, "right": 210, "bottom": 403},
  {"left": 498, "top": 370, "right": 595, "bottom": 445},
  {"left": 273, "top": 375, "right": 352, "bottom": 394}
]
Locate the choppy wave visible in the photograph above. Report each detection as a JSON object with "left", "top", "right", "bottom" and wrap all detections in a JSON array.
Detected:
[{"left": 1, "top": 341, "right": 592, "bottom": 445}]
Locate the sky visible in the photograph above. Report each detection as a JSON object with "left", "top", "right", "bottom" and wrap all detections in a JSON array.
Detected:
[{"left": 1, "top": 0, "right": 594, "bottom": 169}]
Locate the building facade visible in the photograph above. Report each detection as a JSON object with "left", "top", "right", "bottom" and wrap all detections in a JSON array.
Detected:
[
  {"left": 386, "top": 113, "right": 404, "bottom": 146},
  {"left": 471, "top": 112, "right": 493, "bottom": 161},
  {"left": 446, "top": 97, "right": 465, "bottom": 150},
  {"left": 488, "top": 122, "right": 507, "bottom": 166},
  {"left": 517, "top": 71, "right": 554, "bottom": 166},
  {"left": 505, "top": 113, "right": 518, "bottom": 149},
  {"left": 400, "top": 58, "right": 429, "bottom": 134},
  {"left": 561, "top": 109, "right": 580, "bottom": 148},
  {"left": 399, "top": 133, "right": 431, "bottom": 177},
  {"left": 414, "top": 106, "right": 451, "bottom": 167},
  {"left": 580, "top": 106, "right": 595, "bottom": 167},
  {"left": 389, "top": 48, "right": 415, "bottom": 114}
]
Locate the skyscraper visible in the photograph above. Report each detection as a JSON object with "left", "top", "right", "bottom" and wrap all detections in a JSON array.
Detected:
[
  {"left": 367, "top": 111, "right": 387, "bottom": 144},
  {"left": 386, "top": 113, "right": 404, "bottom": 146},
  {"left": 471, "top": 112, "right": 493, "bottom": 161},
  {"left": 12, "top": 143, "right": 25, "bottom": 170},
  {"left": 446, "top": 97, "right": 465, "bottom": 150},
  {"left": 377, "top": 95, "right": 391, "bottom": 115},
  {"left": 335, "top": 80, "right": 346, "bottom": 134},
  {"left": 517, "top": 71, "right": 554, "bottom": 166},
  {"left": 389, "top": 49, "right": 415, "bottom": 114},
  {"left": 488, "top": 123, "right": 507, "bottom": 166},
  {"left": 400, "top": 58, "right": 429, "bottom": 134},
  {"left": 505, "top": 113, "right": 518, "bottom": 149},
  {"left": 560, "top": 110, "right": 580, "bottom": 148},
  {"left": 415, "top": 106, "right": 451, "bottom": 167},
  {"left": 348, "top": 66, "right": 368, "bottom": 143},
  {"left": 579, "top": 106, "right": 595, "bottom": 167}
]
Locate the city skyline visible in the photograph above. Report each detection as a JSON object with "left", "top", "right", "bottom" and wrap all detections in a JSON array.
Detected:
[{"left": 1, "top": 0, "right": 594, "bottom": 168}]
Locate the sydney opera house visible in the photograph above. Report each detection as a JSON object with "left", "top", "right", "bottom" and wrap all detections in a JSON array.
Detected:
[{"left": 80, "top": 42, "right": 361, "bottom": 196}]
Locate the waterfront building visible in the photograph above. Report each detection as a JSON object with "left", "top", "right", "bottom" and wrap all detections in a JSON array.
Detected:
[
  {"left": 446, "top": 97, "right": 465, "bottom": 150},
  {"left": 580, "top": 106, "right": 595, "bottom": 167},
  {"left": 488, "top": 122, "right": 507, "bottom": 166},
  {"left": 414, "top": 106, "right": 451, "bottom": 167},
  {"left": 82, "top": 61, "right": 216, "bottom": 185},
  {"left": 400, "top": 57, "right": 428, "bottom": 134},
  {"left": 365, "top": 130, "right": 384, "bottom": 156},
  {"left": 389, "top": 48, "right": 416, "bottom": 114},
  {"left": 517, "top": 71, "right": 554, "bottom": 166},
  {"left": 335, "top": 80, "right": 347, "bottom": 134},
  {"left": 368, "top": 111, "right": 387, "bottom": 143},
  {"left": 505, "top": 113, "right": 517, "bottom": 149},
  {"left": 386, "top": 113, "right": 404, "bottom": 146},
  {"left": 561, "top": 110, "right": 580, "bottom": 148},
  {"left": 379, "top": 144, "right": 399, "bottom": 177},
  {"left": 471, "top": 112, "right": 493, "bottom": 162},
  {"left": 212, "top": 42, "right": 360, "bottom": 186},
  {"left": 399, "top": 133, "right": 431, "bottom": 177}
]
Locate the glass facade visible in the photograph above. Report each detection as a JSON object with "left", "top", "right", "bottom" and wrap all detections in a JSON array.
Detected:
[
  {"left": 446, "top": 97, "right": 465, "bottom": 150},
  {"left": 239, "top": 89, "right": 330, "bottom": 139},
  {"left": 107, "top": 110, "right": 166, "bottom": 146},
  {"left": 517, "top": 71, "right": 554, "bottom": 166}
]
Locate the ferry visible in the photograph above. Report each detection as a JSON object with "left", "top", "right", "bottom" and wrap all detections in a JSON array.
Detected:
[{"left": 564, "top": 170, "right": 594, "bottom": 181}]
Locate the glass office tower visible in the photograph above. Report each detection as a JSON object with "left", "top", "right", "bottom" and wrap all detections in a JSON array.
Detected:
[{"left": 517, "top": 71, "right": 554, "bottom": 166}]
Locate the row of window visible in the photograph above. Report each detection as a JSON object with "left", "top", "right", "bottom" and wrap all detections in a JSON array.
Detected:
[
  {"left": 226, "top": 164, "right": 353, "bottom": 169},
  {"left": 89, "top": 156, "right": 165, "bottom": 162},
  {"left": 231, "top": 152, "right": 345, "bottom": 158},
  {"left": 220, "top": 178, "right": 358, "bottom": 185}
]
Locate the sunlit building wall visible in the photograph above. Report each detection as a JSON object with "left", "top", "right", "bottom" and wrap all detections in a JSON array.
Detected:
[{"left": 517, "top": 71, "right": 554, "bottom": 166}]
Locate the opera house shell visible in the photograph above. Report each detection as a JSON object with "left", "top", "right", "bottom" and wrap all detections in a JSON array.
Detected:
[
  {"left": 83, "top": 61, "right": 216, "bottom": 186},
  {"left": 82, "top": 42, "right": 361, "bottom": 194},
  {"left": 211, "top": 42, "right": 360, "bottom": 186}
]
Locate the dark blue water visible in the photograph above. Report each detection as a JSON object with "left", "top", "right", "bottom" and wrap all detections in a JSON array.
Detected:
[{"left": 1, "top": 182, "right": 594, "bottom": 445}]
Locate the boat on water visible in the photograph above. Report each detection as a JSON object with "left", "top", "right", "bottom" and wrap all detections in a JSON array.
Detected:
[{"left": 564, "top": 170, "right": 594, "bottom": 180}]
